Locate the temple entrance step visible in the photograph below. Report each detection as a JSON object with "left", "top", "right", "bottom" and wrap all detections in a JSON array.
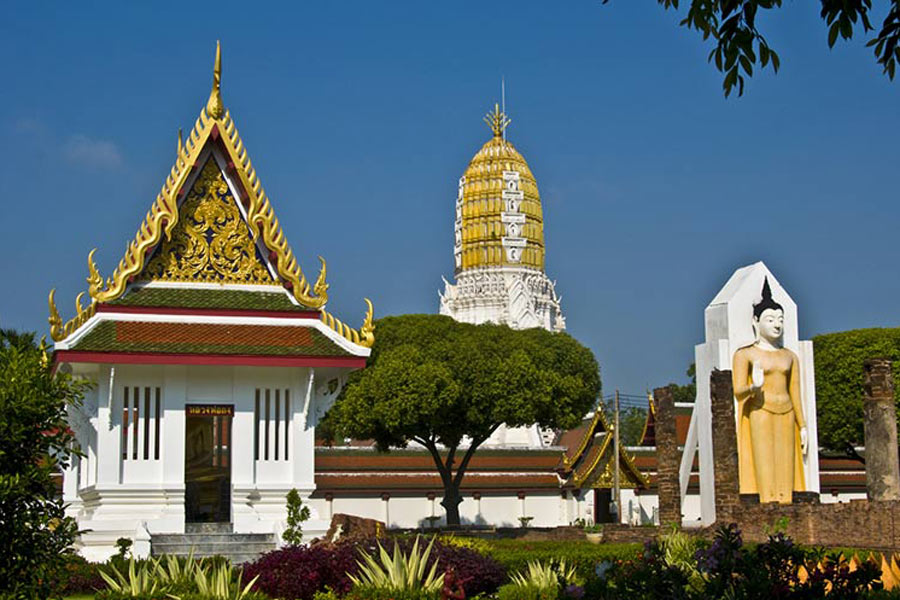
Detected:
[{"left": 151, "top": 529, "right": 276, "bottom": 564}]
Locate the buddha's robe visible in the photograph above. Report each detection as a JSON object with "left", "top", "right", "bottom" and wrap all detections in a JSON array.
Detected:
[{"left": 732, "top": 345, "right": 805, "bottom": 503}]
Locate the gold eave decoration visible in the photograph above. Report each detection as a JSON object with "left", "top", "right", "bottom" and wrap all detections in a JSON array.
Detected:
[
  {"left": 49, "top": 42, "right": 375, "bottom": 348},
  {"left": 321, "top": 298, "right": 375, "bottom": 348},
  {"left": 561, "top": 409, "right": 607, "bottom": 469}
]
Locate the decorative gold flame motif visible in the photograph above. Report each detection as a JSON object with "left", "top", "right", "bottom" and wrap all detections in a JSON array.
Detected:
[
  {"left": 140, "top": 159, "right": 272, "bottom": 284},
  {"left": 48, "top": 289, "right": 96, "bottom": 342},
  {"left": 483, "top": 103, "right": 511, "bottom": 137},
  {"left": 320, "top": 298, "right": 375, "bottom": 348},
  {"left": 206, "top": 41, "right": 224, "bottom": 119}
]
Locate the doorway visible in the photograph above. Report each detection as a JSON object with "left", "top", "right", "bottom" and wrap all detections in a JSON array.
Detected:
[
  {"left": 185, "top": 405, "right": 233, "bottom": 523},
  {"left": 594, "top": 488, "right": 615, "bottom": 523}
]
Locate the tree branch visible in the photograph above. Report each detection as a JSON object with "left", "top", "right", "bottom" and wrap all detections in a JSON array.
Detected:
[
  {"left": 421, "top": 438, "right": 453, "bottom": 487},
  {"left": 450, "top": 424, "right": 500, "bottom": 489}
]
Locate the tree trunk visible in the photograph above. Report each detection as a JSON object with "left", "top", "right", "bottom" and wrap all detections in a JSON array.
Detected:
[
  {"left": 419, "top": 432, "right": 496, "bottom": 527},
  {"left": 441, "top": 485, "right": 463, "bottom": 526}
]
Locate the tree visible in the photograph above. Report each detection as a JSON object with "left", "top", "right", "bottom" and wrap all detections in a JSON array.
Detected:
[
  {"left": 812, "top": 327, "right": 900, "bottom": 453},
  {"left": 0, "top": 329, "right": 86, "bottom": 599},
  {"left": 321, "top": 315, "right": 600, "bottom": 526},
  {"left": 603, "top": 1, "right": 900, "bottom": 96},
  {"left": 282, "top": 488, "right": 311, "bottom": 545},
  {"left": 669, "top": 363, "right": 697, "bottom": 405},
  {"left": 618, "top": 406, "right": 650, "bottom": 446}
]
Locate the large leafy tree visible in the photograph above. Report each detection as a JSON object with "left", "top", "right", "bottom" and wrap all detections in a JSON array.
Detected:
[
  {"left": 813, "top": 327, "right": 900, "bottom": 454},
  {"left": 322, "top": 315, "right": 600, "bottom": 526},
  {"left": 604, "top": 1, "right": 900, "bottom": 96},
  {"left": 0, "top": 329, "right": 85, "bottom": 599}
]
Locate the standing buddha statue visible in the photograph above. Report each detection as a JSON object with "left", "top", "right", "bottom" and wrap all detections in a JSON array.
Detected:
[{"left": 732, "top": 278, "right": 808, "bottom": 503}]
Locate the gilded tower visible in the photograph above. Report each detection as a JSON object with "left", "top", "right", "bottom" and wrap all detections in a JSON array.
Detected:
[{"left": 440, "top": 105, "right": 565, "bottom": 332}]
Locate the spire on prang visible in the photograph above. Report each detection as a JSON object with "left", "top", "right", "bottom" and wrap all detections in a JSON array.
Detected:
[
  {"left": 206, "top": 41, "right": 224, "bottom": 119},
  {"left": 483, "top": 103, "right": 511, "bottom": 138}
]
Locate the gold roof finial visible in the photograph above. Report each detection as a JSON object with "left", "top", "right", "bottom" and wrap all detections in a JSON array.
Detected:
[
  {"left": 177, "top": 128, "right": 183, "bottom": 155},
  {"left": 206, "top": 41, "right": 224, "bottom": 119},
  {"left": 483, "top": 103, "right": 510, "bottom": 138}
]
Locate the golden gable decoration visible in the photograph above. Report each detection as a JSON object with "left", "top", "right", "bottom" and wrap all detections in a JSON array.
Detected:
[
  {"left": 48, "top": 42, "right": 374, "bottom": 348},
  {"left": 140, "top": 159, "right": 273, "bottom": 284}
]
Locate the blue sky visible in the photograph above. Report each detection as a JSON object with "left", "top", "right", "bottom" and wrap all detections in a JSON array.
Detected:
[{"left": 1, "top": 2, "right": 897, "bottom": 396}]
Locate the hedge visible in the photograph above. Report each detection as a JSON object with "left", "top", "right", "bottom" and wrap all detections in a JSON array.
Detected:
[
  {"left": 439, "top": 537, "right": 641, "bottom": 579},
  {"left": 813, "top": 328, "right": 900, "bottom": 451}
]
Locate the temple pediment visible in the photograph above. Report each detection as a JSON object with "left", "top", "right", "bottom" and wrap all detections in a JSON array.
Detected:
[
  {"left": 138, "top": 158, "right": 275, "bottom": 286},
  {"left": 48, "top": 43, "right": 373, "bottom": 352}
]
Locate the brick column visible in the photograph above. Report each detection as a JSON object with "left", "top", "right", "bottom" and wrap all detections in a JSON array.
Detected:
[
  {"left": 863, "top": 359, "right": 900, "bottom": 501},
  {"left": 653, "top": 385, "right": 681, "bottom": 528},
  {"left": 710, "top": 369, "right": 740, "bottom": 519}
]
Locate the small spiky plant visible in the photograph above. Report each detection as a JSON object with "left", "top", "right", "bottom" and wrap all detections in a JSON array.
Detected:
[{"left": 348, "top": 535, "right": 445, "bottom": 593}]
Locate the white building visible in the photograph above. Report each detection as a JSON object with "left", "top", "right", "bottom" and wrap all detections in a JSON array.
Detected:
[{"left": 50, "top": 45, "right": 374, "bottom": 561}]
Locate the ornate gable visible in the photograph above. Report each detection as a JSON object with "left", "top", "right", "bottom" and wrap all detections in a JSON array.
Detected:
[
  {"left": 559, "top": 408, "right": 648, "bottom": 489},
  {"left": 139, "top": 158, "right": 274, "bottom": 285},
  {"left": 48, "top": 43, "right": 374, "bottom": 349}
]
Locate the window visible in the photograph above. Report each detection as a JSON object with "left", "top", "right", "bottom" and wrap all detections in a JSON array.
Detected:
[
  {"left": 122, "top": 386, "right": 161, "bottom": 461},
  {"left": 254, "top": 388, "right": 290, "bottom": 461}
]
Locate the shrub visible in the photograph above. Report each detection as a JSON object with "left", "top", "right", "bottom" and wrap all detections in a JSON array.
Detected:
[
  {"left": 496, "top": 582, "right": 558, "bottom": 600},
  {"left": 174, "top": 562, "right": 260, "bottom": 600},
  {"left": 283, "top": 488, "right": 311, "bottom": 546},
  {"left": 244, "top": 544, "right": 360, "bottom": 600},
  {"left": 98, "top": 557, "right": 162, "bottom": 597},
  {"left": 344, "top": 587, "right": 439, "bottom": 600},
  {"left": 510, "top": 559, "right": 579, "bottom": 588},
  {"left": 349, "top": 536, "right": 444, "bottom": 594},
  {"left": 422, "top": 539, "right": 506, "bottom": 596},
  {"left": 0, "top": 330, "right": 86, "bottom": 599},
  {"left": 454, "top": 538, "right": 640, "bottom": 581},
  {"left": 51, "top": 554, "right": 107, "bottom": 595},
  {"left": 362, "top": 536, "right": 506, "bottom": 597},
  {"left": 695, "top": 524, "right": 882, "bottom": 599}
]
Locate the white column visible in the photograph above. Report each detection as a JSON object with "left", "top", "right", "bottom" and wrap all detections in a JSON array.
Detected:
[
  {"left": 231, "top": 366, "right": 254, "bottom": 488},
  {"left": 95, "top": 366, "right": 121, "bottom": 485},
  {"left": 292, "top": 368, "right": 315, "bottom": 488},
  {"left": 161, "top": 365, "right": 186, "bottom": 486}
]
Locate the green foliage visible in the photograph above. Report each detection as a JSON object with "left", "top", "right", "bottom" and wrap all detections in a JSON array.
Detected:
[
  {"left": 283, "top": 488, "right": 311, "bottom": 546},
  {"left": 348, "top": 535, "right": 444, "bottom": 594},
  {"left": 669, "top": 363, "right": 696, "bottom": 405},
  {"left": 439, "top": 537, "right": 641, "bottom": 580},
  {"left": 343, "top": 588, "right": 439, "bottom": 600},
  {"left": 510, "top": 559, "right": 579, "bottom": 589},
  {"left": 115, "top": 537, "right": 133, "bottom": 559},
  {"left": 323, "top": 315, "right": 600, "bottom": 524},
  {"left": 98, "top": 557, "right": 160, "bottom": 597},
  {"left": 496, "top": 582, "right": 558, "bottom": 600},
  {"left": 98, "top": 555, "right": 259, "bottom": 600},
  {"left": 0, "top": 329, "right": 87, "bottom": 599},
  {"left": 175, "top": 562, "right": 259, "bottom": 600},
  {"left": 813, "top": 328, "right": 900, "bottom": 451},
  {"left": 601, "top": 1, "right": 900, "bottom": 96},
  {"left": 660, "top": 526, "right": 704, "bottom": 592},
  {"left": 618, "top": 406, "right": 649, "bottom": 446}
]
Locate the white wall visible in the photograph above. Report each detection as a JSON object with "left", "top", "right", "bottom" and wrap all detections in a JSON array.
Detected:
[{"left": 66, "top": 362, "right": 335, "bottom": 559}]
